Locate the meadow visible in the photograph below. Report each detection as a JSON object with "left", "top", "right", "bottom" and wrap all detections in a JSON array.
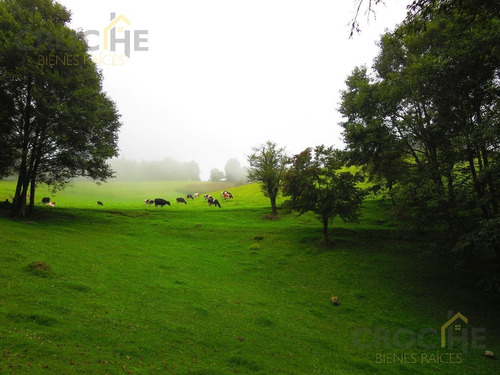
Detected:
[{"left": 0, "top": 180, "right": 499, "bottom": 374}]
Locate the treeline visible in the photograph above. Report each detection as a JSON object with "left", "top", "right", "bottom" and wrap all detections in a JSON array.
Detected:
[
  {"left": 339, "top": 0, "right": 500, "bottom": 260},
  {"left": 209, "top": 158, "right": 248, "bottom": 184},
  {"left": 108, "top": 157, "right": 249, "bottom": 183},
  {"left": 108, "top": 158, "right": 201, "bottom": 181}
]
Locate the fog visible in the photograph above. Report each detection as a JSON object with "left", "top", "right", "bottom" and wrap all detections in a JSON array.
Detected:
[
  {"left": 108, "top": 157, "right": 248, "bottom": 183},
  {"left": 57, "top": 0, "right": 410, "bottom": 181},
  {"left": 108, "top": 158, "right": 201, "bottom": 181}
]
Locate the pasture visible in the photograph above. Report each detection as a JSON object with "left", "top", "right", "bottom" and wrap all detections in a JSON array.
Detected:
[{"left": 0, "top": 180, "right": 499, "bottom": 374}]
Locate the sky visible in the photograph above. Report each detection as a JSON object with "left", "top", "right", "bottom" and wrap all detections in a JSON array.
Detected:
[{"left": 57, "top": 0, "right": 409, "bottom": 181}]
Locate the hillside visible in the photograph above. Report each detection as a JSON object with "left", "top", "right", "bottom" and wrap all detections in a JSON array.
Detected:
[{"left": 0, "top": 180, "right": 499, "bottom": 374}]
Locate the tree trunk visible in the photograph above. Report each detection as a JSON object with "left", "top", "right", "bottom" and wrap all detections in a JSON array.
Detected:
[
  {"left": 270, "top": 195, "right": 277, "bottom": 216},
  {"left": 11, "top": 78, "right": 33, "bottom": 218},
  {"left": 28, "top": 178, "right": 36, "bottom": 214},
  {"left": 475, "top": 109, "right": 498, "bottom": 215},
  {"left": 322, "top": 216, "right": 329, "bottom": 245},
  {"left": 429, "top": 149, "right": 454, "bottom": 233},
  {"left": 467, "top": 146, "right": 490, "bottom": 218},
  {"left": 388, "top": 181, "right": 396, "bottom": 206},
  {"left": 28, "top": 150, "right": 42, "bottom": 215},
  {"left": 480, "top": 147, "right": 499, "bottom": 216},
  {"left": 12, "top": 169, "right": 27, "bottom": 217},
  {"left": 446, "top": 168, "right": 455, "bottom": 209},
  {"left": 268, "top": 187, "right": 278, "bottom": 216}
]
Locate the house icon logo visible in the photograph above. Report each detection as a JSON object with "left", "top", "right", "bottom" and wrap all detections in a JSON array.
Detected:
[
  {"left": 84, "top": 12, "right": 148, "bottom": 64},
  {"left": 103, "top": 13, "right": 131, "bottom": 52},
  {"left": 441, "top": 312, "right": 468, "bottom": 349}
]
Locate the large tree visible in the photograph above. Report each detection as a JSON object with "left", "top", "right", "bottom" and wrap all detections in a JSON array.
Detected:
[
  {"left": 0, "top": 0, "right": 121, "bottom": 217},
  {"left": 282, "top": 146, "right": 365, "bottom": 244},
  {"left": 340, "top": 2, "right": 499, "bottom": 241},
  {"left": 247, "top": 141, "right": 289, "bottom": 216}
]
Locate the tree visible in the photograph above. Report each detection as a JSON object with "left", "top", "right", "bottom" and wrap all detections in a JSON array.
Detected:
[
  {"left": 350, "top": 0, "right": 500, "bottom": 37},
  {"left": 349, "top": 0, "right": 386, "bottom": 37},
  {"left": 339, "top": 67, "right": 407, "bottom": 205},
  {"left": 340, "top": 2, "right": 499, "bottom": 247},
  {"left": 247, "top": 141, "right": 289, "bottom": 215},
  {"left": 209, "top": 168, "right": 224, "bottom": 182},
  {"left": 224, "top": 158, "right": 247, "bottom": 184},
  {"left": 0, "top": 0, "right": 121, "bottom": 217},
  {"left": 282, "top": 146, "right": 366, "bottom": 244}
]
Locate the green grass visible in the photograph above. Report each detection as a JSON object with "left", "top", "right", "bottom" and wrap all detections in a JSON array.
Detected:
[{"left": 0, "top": 180, "right": 499, "bottom": 374}]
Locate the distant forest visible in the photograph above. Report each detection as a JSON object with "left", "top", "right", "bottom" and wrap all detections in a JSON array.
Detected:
[
  {"left": 108, "top": 157, "right": 248, "bottom": 183},
  {"left": 108, "top": 158, "right": 201, "bottom": 181}
]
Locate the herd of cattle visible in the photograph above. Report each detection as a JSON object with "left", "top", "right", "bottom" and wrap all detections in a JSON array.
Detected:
[
  {"left": 36, "top": 191, "right": 234, "bottom": 209},
  {"left": 143, "top": 191, "right": 234, "bottom": 209}
]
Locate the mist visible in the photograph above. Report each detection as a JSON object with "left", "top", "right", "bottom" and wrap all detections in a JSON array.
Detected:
[
  {"left": 108, "top": 157, "right": 248, "bottom": 183},
  {"left": 56, "top": 0, "right": 410, "bottom": 186}
]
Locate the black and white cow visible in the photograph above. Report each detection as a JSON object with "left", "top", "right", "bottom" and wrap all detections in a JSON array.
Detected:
[
  {"left": 176, "top": 197, "right": 187, "bottom": 205},
  {"left": 41, "top": 197, "right": 50, "bottom": 204},
  {"left": 207, "top": 197, "right": 221, "bottom": 208}
]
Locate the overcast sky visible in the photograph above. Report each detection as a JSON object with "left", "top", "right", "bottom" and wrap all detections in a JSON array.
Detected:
[{"left": 58, "top": 0, "right": 409, "bottom": 180}]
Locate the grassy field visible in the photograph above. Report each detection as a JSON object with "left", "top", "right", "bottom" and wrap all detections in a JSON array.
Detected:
[{"left": 0, "top": 180, "right": 499, "bottom": 374}]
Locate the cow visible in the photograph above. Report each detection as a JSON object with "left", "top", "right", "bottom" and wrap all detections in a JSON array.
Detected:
[
  {"left": 187, "top": 194, "right": 194, "bottom": 200},
  {"left": 97, "top": 201, "right": 103, "bottom": 206},
  {"left": 207, "top": 197, "right": 221, "bottom": 208},
  {"left": 176, "top": 197, "right": 187, "bottom": 204},
  {"left": 154, "top": 198, "right": 170, "bottom": 208},
  {"left": 41, "top": 197, "right": 50, "bottom": 204},
  {"left": 144, "top": 199, "right": 155, "bottom": 204},
  {"left": 223, "top": 192, "right": 233, "bottom": 200},
  {"left": 46, "top": 202, "right": 56, "bottom": 207},
  {"left": 204, "top": 194, "right": 213, "bottom": 200},
  {"left": 193, "top": 193, "right": 200, "bottom": 198}
]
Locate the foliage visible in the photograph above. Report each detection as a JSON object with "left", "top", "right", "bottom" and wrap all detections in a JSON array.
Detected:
[
  {"left": 453, "top": 216, "right": 500, "bottom": 265},
  {"left": 224, "top": 158, "right": 247, "bottom": 184},
  {"left": 340, "top": 2, "right": 500, "bottom": 246},
  {"left": 247, "top": 141, "right": 289, "bottom": 215},
  {"left": 0, "top": 0, "right": 121, "bottom": 217},
  {"left": 282, "top": 146, "right": 366, "bottom": 244},
  {"left": 340, "top": 66, "right": 408, "bottom": 205},
  {"left": 209, "top": 168, "right": 224, "bottom": 182},
  {"left": 351, "top": 0, "right": 500, "bottom": 36}
]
